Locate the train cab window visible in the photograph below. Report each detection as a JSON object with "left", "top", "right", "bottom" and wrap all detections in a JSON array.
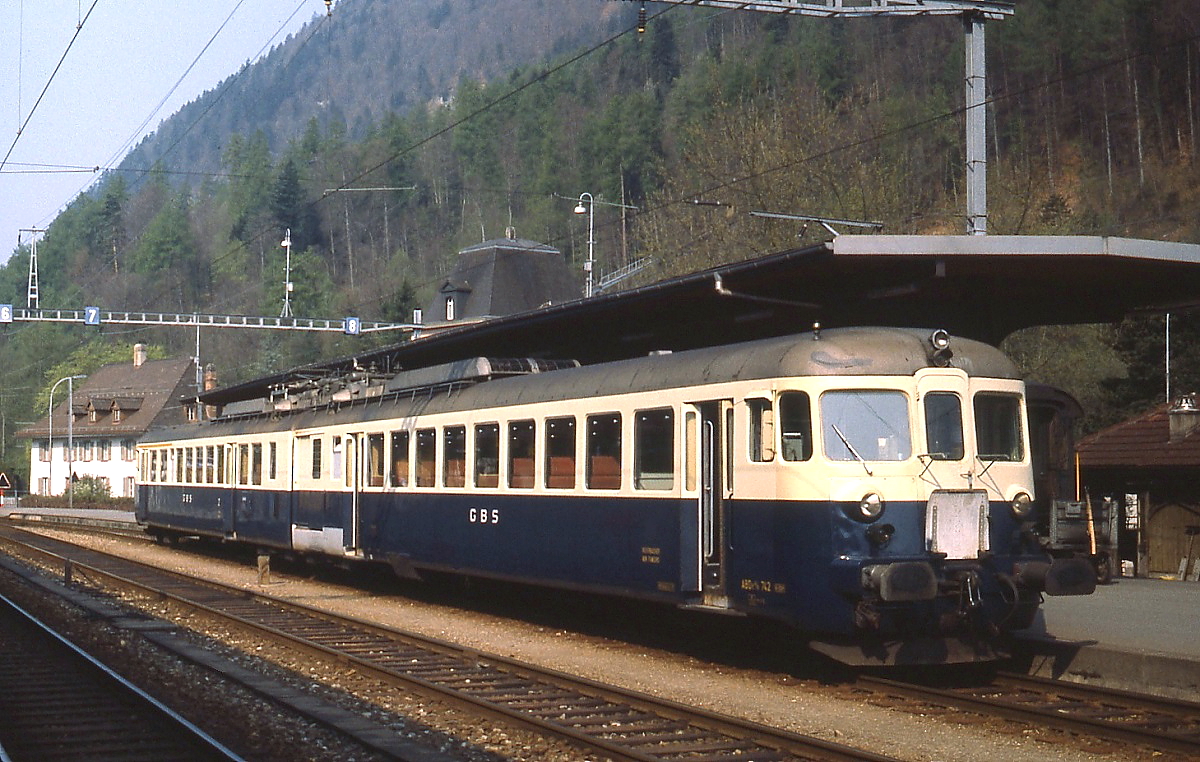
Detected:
[
  {"left": 367, "top": 433, "right": 385, "bottom": 487},
  {"left": 924, "top": 392, "right": 965, "bottom": 460},
  {"left": 780, "top": 392, "right": 813, "bottom": 461},
  {"left": 508, "top": 420, "right": 536, "bottom": 489},
  {"left": 415, "top": 429, "right": 436, "bottom": 487},
  {"left": 587, "top": 413, "right": 622, "bottom": 490},
  {"left": 311, "top": 438, "right": 323, "bottom": 479},
  {"left": 545, "top": 417, "right": 576, "bottom": 489},
  {"left": 390, "top": 431, "right": 410, "bottom": 487},
  {"left": 974, "top": 393, "right": 1025, "bottom": 461},
  {"left": 635, "top": 408, "right": 674, "bottom": 490},
  {"left": 444, "top": 426, "right": 467, "bottom": 488},
  {"left": 748, "top": 398, "right": 775, "bottom": 462},
  {"left": 475, "top": 423, "right": 500, "bottom": 488},
  {"left": 821, "top": 390, "right": 911, "bottom": 462}
]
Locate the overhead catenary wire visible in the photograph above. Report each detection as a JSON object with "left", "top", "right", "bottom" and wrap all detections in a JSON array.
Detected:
[{"left": 1, "top": 0, "right": 100, "bottom": 174}]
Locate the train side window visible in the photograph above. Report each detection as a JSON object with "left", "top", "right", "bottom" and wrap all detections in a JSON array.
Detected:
[
  {"left": 748, "top": 398, "right": 775, "bottom": 462},
  {"left": 238, "top": 444, "right": 250, "bottom": 485},
  {"left": 475, "top": 423, "right": 500, "bottom": 488},
  {"left": 508, "top": 420, "right": 535, "bottom": 489},
  {"left": 415, "top": 429, "right": 436, "bottom": 487},
  {"left": 821, "top": 390, "right": 911, "bottom": 462},
  {"left": 367, "top": 433, "right": 385, "bottom": 487},
  {"left": 390, "top": 431, "right": 410, "bottom": 487},
  {"left": 332, "top": 436, "right": 344, "bottom": 481},
  {"left": 444, "top": 426, "right": 466, "bottom": 488},
  {"left": 311, "top": 438, "right": 323, "bottom": 480},
  {"left": 587, "top": 413, "right": 622, "bottom": 490},
  {"left": 635, "top": 408, "right": 674, "bottom": 490},
  {"left": 252, "top": 443, "right": 263, "bottom": 485},
  {"left": 217, "top": 445, "right": 225, "bottom": 485},
  {"left": 924, "top": 392, "right": 965, "bottom": 460},
  {"left": 545, "top": 417, "right": 576, "bottom": 489},
  {"left": 780, "top": 391, "right": 813, "bottom": 462},
  {"left": 684, "top": 411, "right": 697, "bottom": 491},
  {"left": 268, "top": 442, "right": 277, "bottom": 481}
]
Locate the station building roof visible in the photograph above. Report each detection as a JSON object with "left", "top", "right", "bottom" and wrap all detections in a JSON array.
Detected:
[{"left": 201, "top": 235, "right": 1200, "bottom": 407}]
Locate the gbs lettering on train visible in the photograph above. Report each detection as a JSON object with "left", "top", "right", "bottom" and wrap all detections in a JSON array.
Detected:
[{"left": 468, "top": 507, "right": 499, "bottom": 524}]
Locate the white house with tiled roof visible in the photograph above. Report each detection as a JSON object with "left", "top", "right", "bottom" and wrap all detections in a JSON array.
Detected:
[{"left": 18, "top": 345, "right": 198, "bottom": 498}]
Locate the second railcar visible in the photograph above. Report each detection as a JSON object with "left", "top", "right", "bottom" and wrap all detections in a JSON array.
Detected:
[{"left": 136, "top": 326, "right": 1094, "bottom": 665}]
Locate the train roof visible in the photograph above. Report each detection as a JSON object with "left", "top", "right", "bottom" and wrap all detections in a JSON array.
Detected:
[
  {"left": 146, "top": 327, "right": 1017, "bottom": 439},
  {"left": 200, "top": 235, "right": 1200, "bottom": 408}
]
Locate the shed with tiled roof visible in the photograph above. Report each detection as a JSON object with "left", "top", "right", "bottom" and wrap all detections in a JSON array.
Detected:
[{"left": 1077, "top": 396, "right": 1200, "bottom": 576}]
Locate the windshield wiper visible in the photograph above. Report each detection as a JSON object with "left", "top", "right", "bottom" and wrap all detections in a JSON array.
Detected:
[{"left": 831, "top": 424, "right": 872, "bottom": 475}]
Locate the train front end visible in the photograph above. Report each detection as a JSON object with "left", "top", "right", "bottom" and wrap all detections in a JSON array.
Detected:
[{"left": 793, "top": 330, "right": 1096, "bottom": 665}]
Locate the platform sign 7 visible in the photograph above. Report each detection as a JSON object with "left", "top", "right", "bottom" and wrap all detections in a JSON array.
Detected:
[
  {"left": 344, "top": 316, "right": 361, "bottom": 335},
  {"left": 0, "top": 305, "right": 11, "bottom": 323},
  {"left": 84, "top": 306, "right": 101, "bottom": 326}
]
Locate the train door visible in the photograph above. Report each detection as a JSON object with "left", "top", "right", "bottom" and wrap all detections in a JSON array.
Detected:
[
  {"left": 346, "top": 433, "right": 361, "bottom": 551},
  {"left": 688, "top": 400, "right": 733, "bottom": 604},
  {"left": 917, "top": 372, "right": 990, "bottom": 559},
  {"left": 916, "top": 372, "right": 972, "bottom": 494}
]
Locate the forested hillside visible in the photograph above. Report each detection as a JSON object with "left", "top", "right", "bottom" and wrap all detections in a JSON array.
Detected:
[{"left": 2, "top": 0, "right": 1199, "bottom": 488}]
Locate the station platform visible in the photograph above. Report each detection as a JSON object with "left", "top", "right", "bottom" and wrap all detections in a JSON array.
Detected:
[
  {"left": 2, "top": 505, "right": 1197, "bottom": 699},
  {"left": 1011, "top": 576, "right": 1200, "bottom": 700}
]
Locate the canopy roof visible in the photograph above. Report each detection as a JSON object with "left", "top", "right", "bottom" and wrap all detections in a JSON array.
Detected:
[{"left": 202, "top": 235, "right": 1200, "bottom": 406}]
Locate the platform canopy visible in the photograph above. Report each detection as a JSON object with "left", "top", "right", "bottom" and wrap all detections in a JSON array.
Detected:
[{"left": 202, "top": 235, "right": 1200, "bottom": 406}]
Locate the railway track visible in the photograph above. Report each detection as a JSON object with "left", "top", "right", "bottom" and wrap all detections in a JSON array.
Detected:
[
  {"left": 0, "top": 526, "right": 894, "bottom": 762},
  {"left": 0, "top": 590, "right": 241, "bottom": 761},
  {"left": 856, "top": 672, "right": 1200, "bottom": 758}
]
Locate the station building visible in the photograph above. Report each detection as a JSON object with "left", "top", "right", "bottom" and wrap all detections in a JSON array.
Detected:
[
  {"left": 1077, "top": 394, "right": 1200, "bottom": 578},
  {"left": 18, "top": 345, "right": 197, "bottom": 499}
]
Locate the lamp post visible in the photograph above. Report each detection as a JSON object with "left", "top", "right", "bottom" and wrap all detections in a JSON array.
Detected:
[
  {"left": 48, "top": 374, "right": 86, "bottom": 502},
  {"left": 573, "top": 193, "right": 595, "bottom": 298}
]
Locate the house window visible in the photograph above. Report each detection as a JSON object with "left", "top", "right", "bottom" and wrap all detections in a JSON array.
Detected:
[
  {"left": 121, "top": 439, "right": 136, "bottom": 460},
  {"left": 123, "top": 476, "right": 136, "bottom": 497},
  {"left": 186, "top": 403, "right": 199, "bottom": 422},
  {"left": 89, "top": 408, "right": 98, "bottom": 423},
  {"left": 99, "top": 440, "right": 112, "bottom": 461},
  {"left": 444, "top": 296, "right": 455, "bottom": 321},
  {"left": 37, "top": 477, "right": 49, "bottom": 495},
  {"left": 113, "top": 409, "right": 123, "bottom": 423},
  {"left": 38, "top": 440, "right": 50, "bottom": 462}
]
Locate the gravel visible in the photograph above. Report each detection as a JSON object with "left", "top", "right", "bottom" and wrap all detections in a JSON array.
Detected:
[{"left": 5, "top": 527, "right": 1162, "bottom": 762}]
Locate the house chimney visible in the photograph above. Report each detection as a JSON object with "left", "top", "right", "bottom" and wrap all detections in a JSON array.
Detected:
[
  {"left": 133, "top": 343, "right": 147, "bottom": 368},
  {"left": 1169, "top": 393, "right": 1200, "bottom": 442},
  {"left": 203, "top": 363, "right": 218, "bottom": 391}
]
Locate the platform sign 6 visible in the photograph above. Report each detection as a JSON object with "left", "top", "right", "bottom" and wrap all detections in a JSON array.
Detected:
[
  {"left": 84, "top": 306, "right": 101, "bottom": 325},
  {"left": 344, "top": 316, "right": 361, "bottom": 335},
  {"left": 0, "top": 305, "right": 11, "bottom": 323}
]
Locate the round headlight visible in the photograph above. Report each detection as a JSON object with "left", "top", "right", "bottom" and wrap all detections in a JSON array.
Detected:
[
  {"left": 1011, "top": 492, "right": 1034, "bottom": 519},
  {"left": 858, "top": 493, "right": 885, "bottom": 521}
]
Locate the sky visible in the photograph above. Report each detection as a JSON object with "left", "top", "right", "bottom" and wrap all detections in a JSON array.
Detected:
[{"left": 0, "top": 1, "right": 327, "bottom": 269}]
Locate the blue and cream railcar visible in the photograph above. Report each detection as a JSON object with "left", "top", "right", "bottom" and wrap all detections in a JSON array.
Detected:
[{"left": 136, "top": 327, "right": 1093, "bottom": 664}]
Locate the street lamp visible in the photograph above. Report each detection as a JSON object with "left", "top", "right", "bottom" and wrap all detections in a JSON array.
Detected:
[
  {"left": 48, "top": 374, "right": 86, "bottom": 504},
  {"left": 574, "top": 193, "right": 595, "bottom": 298}
]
